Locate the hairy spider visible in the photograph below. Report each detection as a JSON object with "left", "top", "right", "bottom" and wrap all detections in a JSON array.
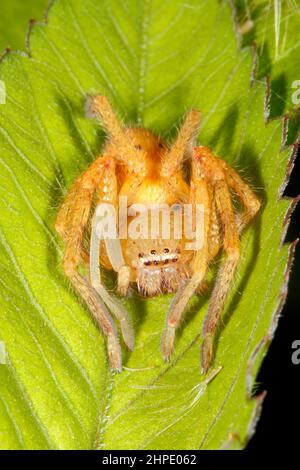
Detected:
[{"left": 55, "top": 95, "right": 260, "bottom": 373}]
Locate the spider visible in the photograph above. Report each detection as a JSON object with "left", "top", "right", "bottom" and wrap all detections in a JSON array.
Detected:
[{"left": 55, "top": 95, "right": 260, "bottom": 373}]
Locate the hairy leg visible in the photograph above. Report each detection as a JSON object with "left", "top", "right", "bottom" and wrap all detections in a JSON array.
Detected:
[
  {"left": 55, "top": 156, "right": 105, "bottom": 265},
  {"left": 90, "top": 212, "right": 134, "bottom": 351},
  {"left": 219, "top": 159, "right": 261, "bottom": 232},
  {"left": 55, "top": 156, "right": 124, "bottom": 370},
  {"left": 193, "top": 147, "right": 259, "bottom": 372},
  {"left": 161, "top": 109, "right": 201, "bottom": 177},
  {"left": 201, "top": 176, "right": 240, "bottom": 373},
  {"left": 161, "top": 154, "right": 211, "bottom": 361},
  {"left": 70, "top": 272, "right": 122, "bottom": 371},
  {"left": 89, "top": 157, "right": 134, "bottom": 352}
]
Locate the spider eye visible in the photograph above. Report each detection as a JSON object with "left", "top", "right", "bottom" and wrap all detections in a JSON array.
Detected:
[
  {"left": 134, "top": 144, "right": 142, "bottom": 151},
  {"left": 159, "top": 142, "right": 164, "bottom": 149}
]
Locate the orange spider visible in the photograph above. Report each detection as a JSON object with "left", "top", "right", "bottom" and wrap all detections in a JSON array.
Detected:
[{"left": 55, "top": 96, "right": 260, "bottom": 373}]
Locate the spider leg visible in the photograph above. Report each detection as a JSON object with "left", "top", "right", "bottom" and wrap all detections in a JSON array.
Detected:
[
  {"left": 161, "top": 155, "right": 211, "bottom": 361},
  {"left": 89, "top": 158, "right": 134, "bottom": 352},
  {"left": 55, "top": 156, "right": 124, "bottom": 371},
  {"left": 219, "top": 160, "right": 261, "bottom": 232},
  {"left": 90, "top": 211, "right": 134, "bottom": 351},
  {"left": 70, "top": 272, "right": 122, "bottom": 371},
  {"left": 196, "top": 279, "right": 210, "bottom": 294},
  {"left": 161, "top": 109, "right": 201, "bottom": 177},
  {"left": 55, "top": 156, "right": 104, "bottom": 260},
  {"left": 198, "top": 151, "right": 240, "bottom": 374}
]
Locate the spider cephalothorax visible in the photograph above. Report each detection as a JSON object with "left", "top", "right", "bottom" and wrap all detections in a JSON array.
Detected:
[{"left": 56, "top": 95, "right": 260, "bottom": 372}]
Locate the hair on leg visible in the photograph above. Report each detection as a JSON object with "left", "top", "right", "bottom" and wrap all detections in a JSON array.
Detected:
[
  {"left": 161, "top": 154, "right": 210, "bottom": 361},
  {"left": 55, "top": 155, "right": 124, "bottom": 370},
  {"left": 161, "top": 109, "right": 201, "bottom": 177},
  {"left": 201, "top": 177, "right": 240, "bottom": 374}
]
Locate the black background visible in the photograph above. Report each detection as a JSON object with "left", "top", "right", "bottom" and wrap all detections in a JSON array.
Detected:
[{"left": 248, "top": 146, "right": 300, "bottom": 450}]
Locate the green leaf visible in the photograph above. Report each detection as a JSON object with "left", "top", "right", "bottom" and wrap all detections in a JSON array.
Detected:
[
  {"left": 233, "top": 0, "right": 300, "bottom": 119},
  {"left": 0, "top": 0, "right": 48, "bottom": 51},
  {"left": 0, "top": 0, "right": 296, "bottom": 449}
]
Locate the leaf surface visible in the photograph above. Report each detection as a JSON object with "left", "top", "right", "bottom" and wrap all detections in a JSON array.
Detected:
[
  {"left": 233, "top": 0, "right": 300, "bottom": 119},
  {"left": 0, "top": 0, "right": 295, "bottom": 449},
  {"left": 0, "top": 0, "right": 48, "bottom": 51}
]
